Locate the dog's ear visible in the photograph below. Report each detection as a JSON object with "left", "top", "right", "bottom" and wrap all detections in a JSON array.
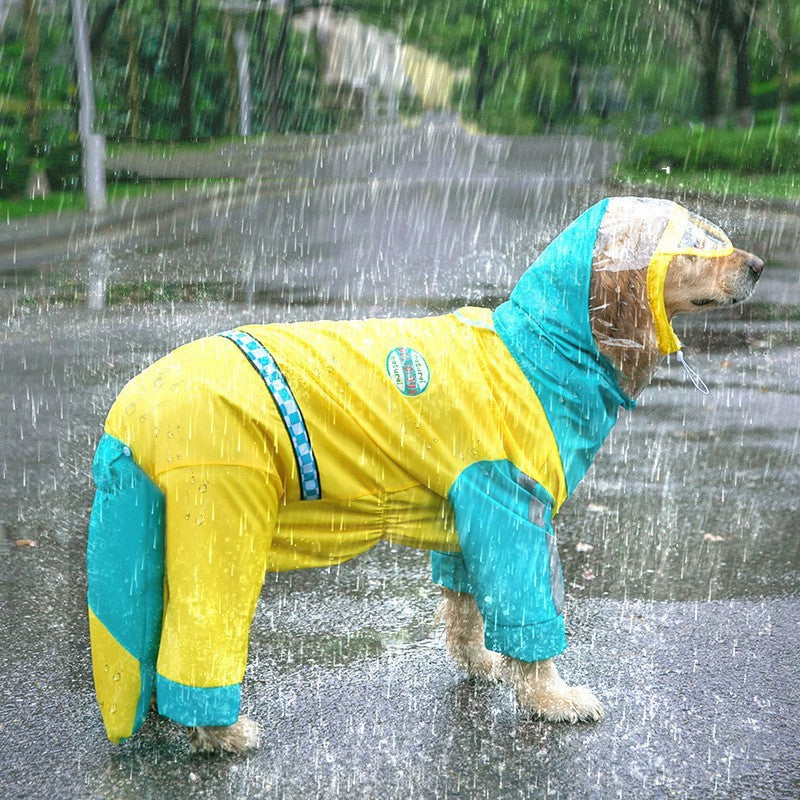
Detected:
[
  {"left": 591, "top": 205, "right": 655, "bottom": 326},
  {"left": 590, "top": 263, "right": 650, "bottom": 333}
]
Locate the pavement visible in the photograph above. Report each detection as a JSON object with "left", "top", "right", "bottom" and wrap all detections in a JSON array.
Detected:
[{"left": 1, "top": 117, "right": 798, "bottom": 800}]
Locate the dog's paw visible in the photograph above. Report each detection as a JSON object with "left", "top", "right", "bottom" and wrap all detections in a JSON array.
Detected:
[
  {"left": 189, "top": 715, "right": 261, "bottom": 755},
  {"left": 517, "top": 683, "right": 605, "bottom": 724}
]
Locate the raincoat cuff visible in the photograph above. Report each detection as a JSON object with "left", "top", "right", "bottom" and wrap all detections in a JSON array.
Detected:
[
  {"left": 156, "top": 675, "right": 241, "bottom": 727},
  {"left": 430, "top": 550, "right": 474, "bottom": 595},
  {"left": 484, "top": 615, "right": 567, "bottom": 663}
]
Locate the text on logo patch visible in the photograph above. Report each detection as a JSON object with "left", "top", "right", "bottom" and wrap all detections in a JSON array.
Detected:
[{"left": 386, "top": 347, "right": 430, "bottom": 396}]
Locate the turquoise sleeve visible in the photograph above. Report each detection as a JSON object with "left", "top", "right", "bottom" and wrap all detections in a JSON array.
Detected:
[{"left": 431, "top": 460, "right": 567, "bottom": 663}]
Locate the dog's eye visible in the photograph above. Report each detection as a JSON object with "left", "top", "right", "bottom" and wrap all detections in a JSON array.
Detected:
[{"left": 691, "top": 298, "right": 714, "bottom": 306}]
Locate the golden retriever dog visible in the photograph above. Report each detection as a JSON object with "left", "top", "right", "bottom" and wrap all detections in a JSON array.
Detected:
[{"left": 86, "top": 198, "right": 763, "bottom": 754}]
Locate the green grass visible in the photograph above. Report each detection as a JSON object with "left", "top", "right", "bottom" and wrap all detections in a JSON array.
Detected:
[
  {"left": 1, "top": 189, "right": 85, "bottom": 219},
  {"left": 103, "top": 131, "right": 329, "bottom": 159},
  {"left": 106, "top": 136, "right": 261, "bottom": 157},
  {"left": 612, "top": 164, "right": 800, "bottom": 202},
  {"left": 462, "top": 109, "right": 543, "bottom": 136},
  {"left": 0, "top": 178, "right": 242, "bottom": 221},
  {"left": 627, "top": 125, "right": 800, "bottom": 174}
]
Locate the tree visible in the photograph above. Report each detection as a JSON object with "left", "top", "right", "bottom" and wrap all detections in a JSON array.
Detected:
[
  {"left": 22, "top": 0, "right": 50, "bottom": 198},
  {"left": 669, "top": 0, "right": 726, "bottom": 124},
  {"left": 720, "top": 0, "right": 759, "bottom": 126},
  {"left": 256, "top": 1, "right": 400, "bottom": 132},
  {"left": 522, "top": 0, "right": 637, "bottom": 119},
  {"left": 222, "top": 12, "right": 242, "bottom": 136},
  {"left": 176, "top": 0, "right": 201, "bottom": 139},
  {"left": 412, "top": 0, "right": 535, "bottom": 115},
  {"left": 471, "top": 0, "right": 508, "bottom": 113},
  {"left": 90, "top": 0, "right": 199, "bottom": 140},
  {"left": 380, "top": 0, "right": 643, "bottom": 122},
  {"left": 90, "top": 0, "right": 128, "bottom": 51},
  {"left": 759, "top": 0, "right": 796, "bottom": 124},
  {"left": 668, "top": 0, "right": 765, "bottom": 126},
  {"left": 121, "top": 4, "right": 142, "bottom": 139},
  {"left": 263, "top": 0, "right": 295, "bottom": 131}
]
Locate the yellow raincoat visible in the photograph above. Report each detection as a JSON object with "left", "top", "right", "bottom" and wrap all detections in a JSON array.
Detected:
[{"left": 87, "top": 197, "right": 735, "bottom": 743}]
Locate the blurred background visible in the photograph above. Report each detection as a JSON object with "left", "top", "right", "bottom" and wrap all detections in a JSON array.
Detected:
[{"left": 1, "top": 0, "right": 798, "bottom": 211}]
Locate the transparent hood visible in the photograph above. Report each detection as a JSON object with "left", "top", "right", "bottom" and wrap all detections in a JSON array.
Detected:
[{"left": 591, "top": 197, "right": 734, "bottom": 356}]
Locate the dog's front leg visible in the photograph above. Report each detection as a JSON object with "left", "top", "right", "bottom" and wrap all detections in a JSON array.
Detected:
[
  {"left": 437, "top": 587, "right": 502, "bottom": 682},
  {"left": 500, "top": 657, "right": 604, "bottom": 723}
]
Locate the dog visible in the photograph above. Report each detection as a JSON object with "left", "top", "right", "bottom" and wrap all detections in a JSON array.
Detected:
[{"left": 86, "top": 197, "right": 763, "bottom": 754}]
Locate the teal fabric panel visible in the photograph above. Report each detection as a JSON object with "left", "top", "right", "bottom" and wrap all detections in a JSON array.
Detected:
[
  {"left": 488, "top": 616, "right": 566, "bottom": 663},
  {"left": 156, "top": 674, "right": 241, "bottom": 727},
  {"left": 493, "top": 198, "right": 636, "bottom": 495},
  {"left": 431, "top": 549, "right": 474, "bottom": 595},
  {"left": 87, "top": 432, "right": 165, "bottom": 734},
  {"left": 434, "top": 460, "right": 567, "bottom": 663}
]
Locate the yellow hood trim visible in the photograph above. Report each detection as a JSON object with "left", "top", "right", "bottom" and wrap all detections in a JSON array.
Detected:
[
  {"left": 646, "top": 205, "right": 734, "bottom": 355},
  {"left": 647, "top": 208, "right": 685, "bottom": 355}
]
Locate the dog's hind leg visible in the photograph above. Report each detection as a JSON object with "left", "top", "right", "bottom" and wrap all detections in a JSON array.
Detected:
[
  {"left": 188, "top": 716, "right": 261, "bottom": 755},
  {"left": 437, "top": 587, "right": 502, "bottom": 682},
  {"left": 155, "top": 464, "right": 281, "bottom": 754}
]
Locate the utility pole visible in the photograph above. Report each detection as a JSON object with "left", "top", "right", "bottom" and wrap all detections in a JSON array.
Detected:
[
  {"left": 70, "top": 0, "right": 107, "bottom": 212},
  {"left": 221, "top": 1, "right": 267, "bottom": 137}
]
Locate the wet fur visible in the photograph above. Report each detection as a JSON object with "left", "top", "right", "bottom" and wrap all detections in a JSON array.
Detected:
[
  {"left": 189, "top": 717, "right": 260, "bottom": 755},
  {"left": 192, "top": 239, "right": 762, "bottom": 753}
]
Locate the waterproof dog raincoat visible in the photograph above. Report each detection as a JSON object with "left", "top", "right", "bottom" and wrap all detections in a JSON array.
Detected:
[{"left": 87, "top": 197, "right": 735, "bottom": 742}]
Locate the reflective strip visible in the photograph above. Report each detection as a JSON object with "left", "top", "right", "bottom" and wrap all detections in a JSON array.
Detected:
[
  {"left": 516, "top": 471, "right": 547, "bottom": 528},
  {"left": 546, "top": 533, "right": 565, "bottom": 615},
  {"left": 219, "top": 329, "right": 321, "bottom": 500},
  {"left": 516, "top": 470, "right": 564, "bottom": 615}
]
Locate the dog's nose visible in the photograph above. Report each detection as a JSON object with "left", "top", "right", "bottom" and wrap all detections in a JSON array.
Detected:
[{"left": 747, "top": 254, "right": 764, "bottom": 277}]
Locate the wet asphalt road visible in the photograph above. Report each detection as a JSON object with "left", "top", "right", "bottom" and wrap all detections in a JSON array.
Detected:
[{"left": 1, "top": 120, "right": 799, "bottom": 799}]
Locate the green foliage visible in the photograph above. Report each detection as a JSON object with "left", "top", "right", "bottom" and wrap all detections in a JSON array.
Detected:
[
  {"left": 0, "top": 139, "right": 29, "bottom": 198},
  {"left": 0, "top": 133, "right": 82, "bottom": 199},
  {"left": 260, "top": 15, "right": 338, "bottom": 135},
  {"left": 751, "top": 76, "right": 800, "bottom": 111},
  {"left": 755, "top": 104, "right": 800, "bottom": 127},
  {"left": 621, "top": 62, "right": 699, "bottom": 127},
  {"left": 0, "top": 0, "right": 336, "bottom": 145},
  {"left": 40, "top": 137, "right": 82, "bottom": 191},
  {"left": 466, "top": 109, "right": 542, "bottom": 135},
  {"left": 628, "top": 125, "right": 800, "bottom": 175},
  {"left": 0, "top": 7, "right": 74, "bottom": 142},
  {"left": 2, "top": 0, "right": 799, "bottom": 155},
  {"left": 93, "top": 3, "right": 233, "bottom": 139},
  {"left": 523, "top": 53, "right": 571, "bottom": 125}
]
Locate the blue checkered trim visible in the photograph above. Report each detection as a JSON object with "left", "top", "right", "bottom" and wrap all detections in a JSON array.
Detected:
[{"left": 219, "top": 329, "right": 321, "bottom": 500}]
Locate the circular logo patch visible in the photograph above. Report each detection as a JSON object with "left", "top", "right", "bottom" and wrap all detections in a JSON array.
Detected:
[{"left": 386, "top": 347, "right": 430, "bottom": 396}]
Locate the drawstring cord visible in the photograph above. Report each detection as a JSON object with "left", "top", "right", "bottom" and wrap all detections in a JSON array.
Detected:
[{"left": 676, "top": 349, "right": 709, "bottom": 395}]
